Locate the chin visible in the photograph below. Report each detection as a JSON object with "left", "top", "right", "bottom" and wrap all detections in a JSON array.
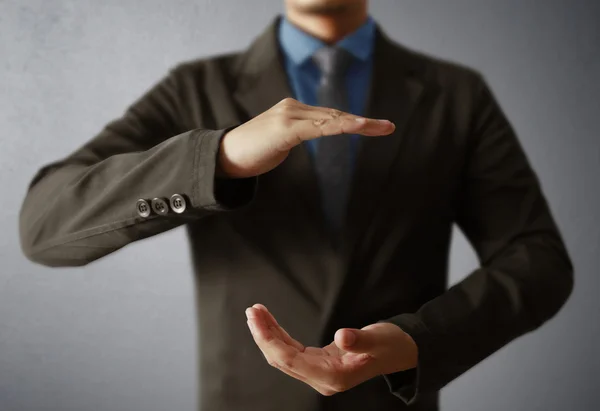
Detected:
[{"left": 288, "top": 0, "right": 364, "bottom": 15}]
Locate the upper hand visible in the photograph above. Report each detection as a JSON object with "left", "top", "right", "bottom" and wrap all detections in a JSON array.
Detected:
[
  {"left": 245, "top": 304, "right": 417, "bottom": 396},
  {"left": 217, "top": 98, "right": 395, "bottom": 178}
]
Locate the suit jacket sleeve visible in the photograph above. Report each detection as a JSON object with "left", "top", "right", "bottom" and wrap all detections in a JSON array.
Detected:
[
  {"left": 379, "top": 75, "right": 574, "bottom": 404},
  {"left": 19, "top": 66, "right": 256, "bottom": 267}
]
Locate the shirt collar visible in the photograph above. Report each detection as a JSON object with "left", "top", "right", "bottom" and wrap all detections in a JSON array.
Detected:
[{"left": 278, "top": 15, "right": 376, "bottom": 66}]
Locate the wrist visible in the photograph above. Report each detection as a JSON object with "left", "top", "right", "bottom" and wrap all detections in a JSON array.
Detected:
[
  {"left": 216, "top": 134, "right": 236, "bottom": 178},
  {"left": 404, "top": 333, "right": 418, "bottom": 370},
  {"left": 388, "top": 324, "right": 419, "bottom": 373}
]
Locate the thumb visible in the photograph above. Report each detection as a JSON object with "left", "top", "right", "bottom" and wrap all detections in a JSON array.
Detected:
[{"left": 334, "top": 327, "right": 381, "bottom": 354}]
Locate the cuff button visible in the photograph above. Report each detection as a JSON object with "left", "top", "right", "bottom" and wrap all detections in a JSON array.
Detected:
[
  {"left": 151, "top": 198, "right": 169, "bottom": 216},
  {"left": 136, "top": 199, "right": 151, "bottom": 218},
  {"left": 170, "top": 194, "right": 187, "bottom": 214}
]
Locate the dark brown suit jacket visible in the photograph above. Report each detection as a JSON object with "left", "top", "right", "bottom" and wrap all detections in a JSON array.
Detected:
[{"left": 19, "top": 18, "right": 573, "bottom": 411}]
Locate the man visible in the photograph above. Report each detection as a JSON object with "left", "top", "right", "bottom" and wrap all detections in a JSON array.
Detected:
[{"left": 19, "top": 0, "right": 573, "bottom": 410}]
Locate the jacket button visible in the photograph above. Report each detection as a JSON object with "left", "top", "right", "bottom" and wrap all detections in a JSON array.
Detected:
[
  {"left": 136, "top": 199, "right": 151, "bottom": 218},
  {"left": 170, "top": 194, "right": 187, "bottom": 214},
  {"left": 151, "top": 198, "right": 169, "bottom": 216}
]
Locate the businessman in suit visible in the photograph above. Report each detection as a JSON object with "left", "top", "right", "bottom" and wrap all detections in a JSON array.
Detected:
[{"left": 19, "top": 0, "right": 574, "bottom": 410}]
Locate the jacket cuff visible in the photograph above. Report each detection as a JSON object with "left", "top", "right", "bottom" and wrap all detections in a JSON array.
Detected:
[
  {"left": 190, "top": 128, "right": 257, "bottom": 212},
  {"left": 378, "top": 314, "right": 434, "bottom": 405}
]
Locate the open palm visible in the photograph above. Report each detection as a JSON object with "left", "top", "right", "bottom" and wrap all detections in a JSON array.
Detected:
[{"left": 246, "top": 304, "right": 417, "bottom": 396}]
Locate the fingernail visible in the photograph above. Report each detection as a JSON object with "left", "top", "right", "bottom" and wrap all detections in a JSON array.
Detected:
[
  {"left": 245, "top": 308, "right": 252, "bottom": 319},
  {"left": 355, "top": 117, "right": 367, "bottom": 124},
  {"left": 344, "top": 330, "right": 356, "bottom": 346},
  {"left": 377, "top": 119, "right": 391, "bottom": 124}
]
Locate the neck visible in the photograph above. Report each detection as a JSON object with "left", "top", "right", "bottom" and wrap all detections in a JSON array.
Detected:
[{"left": 286, "top": 4, "right": 368, "bottom": 44}]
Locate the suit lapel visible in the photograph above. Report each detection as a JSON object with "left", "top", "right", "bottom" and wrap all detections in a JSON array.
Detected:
[
  {"left": 233, "top": 19, "right": 292, "bottom": 118},
  {"left": 343, "top": 28, "right": 426, "bottom": 255},
  {"left": 320, "top": 28, "right": 427, "bottom": 337}
]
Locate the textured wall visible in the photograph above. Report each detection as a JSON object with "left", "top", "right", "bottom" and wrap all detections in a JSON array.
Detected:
[{"left": 1, "top": 0, "right": 598, "bottom": 410}]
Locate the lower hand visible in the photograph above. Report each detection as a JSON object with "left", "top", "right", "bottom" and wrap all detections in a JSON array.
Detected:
[{"left": 245, "top": 304, "right": 418, "bottom": 396}]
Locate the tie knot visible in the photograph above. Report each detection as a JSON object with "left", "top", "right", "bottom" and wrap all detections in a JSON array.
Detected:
[{"left": 312, "top": 47, "right": 353, "bottom": 76}]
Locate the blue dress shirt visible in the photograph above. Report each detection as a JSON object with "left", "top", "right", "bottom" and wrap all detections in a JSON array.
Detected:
[{"left": 278, "top": 16, "right": 376, "bottom": 166}]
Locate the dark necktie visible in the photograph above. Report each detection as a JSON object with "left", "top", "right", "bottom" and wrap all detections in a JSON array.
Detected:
[{"left": 312, "top": 47, "right": 354, "bottom": 244}]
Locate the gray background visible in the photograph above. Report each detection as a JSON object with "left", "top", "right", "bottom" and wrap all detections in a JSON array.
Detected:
[{"left": 1, "top": 0, "right": 598, "bottom": 410}]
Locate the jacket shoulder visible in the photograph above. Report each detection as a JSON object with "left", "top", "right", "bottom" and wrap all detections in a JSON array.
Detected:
[
  {"left": 165, "top": 51, "right": 243, "bottom": 86},
  {"left": 393, "top": 41, "right": 486, "bottom": 92}
]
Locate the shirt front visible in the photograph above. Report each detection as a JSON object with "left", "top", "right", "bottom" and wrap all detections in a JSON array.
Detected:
[{"left": 277, "top": 15, "right": 376, "bottom": 165}]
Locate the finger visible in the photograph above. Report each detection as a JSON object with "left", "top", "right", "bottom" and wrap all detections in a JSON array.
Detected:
[
  {"left": 246, "top": 307, "right": 298, "bottom": 367},
  {"left": 271, "top": 101, "right": 363, "bottom": 126},
  {"left": 246, "top": 307, "right": 276, "bottom": 342},
  {"left": 245, "top": 308, "right": 336, "bottom": 394},
  {"left": 253, "top": 304, "right": 305, "bottom": 351},
  {"left": 288, "top": 104, "right": 358, "bottom": 120},
  {"left": 246, "top": 308, "right": 314, "bottom": 375},
  {"left": 247, "top": 311, "right": 334, "bottom": 382},
  {"left": 334, "top": 328, "right": 379, "bottom": 354},
  {"left": 290, "top": 116, "right": 395, "bottom": 143},
  {"left": 246, "top": 307, "right": 306, "bottom": 357},
  {"left": 248, "top": 319, "right": 302, "bottom": 368},
  {"left": 274, "top": 101, "right": 373, "bottom": 129},
  {"left": 291, "top": 104, "right": 395, "bottom": 135}
]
